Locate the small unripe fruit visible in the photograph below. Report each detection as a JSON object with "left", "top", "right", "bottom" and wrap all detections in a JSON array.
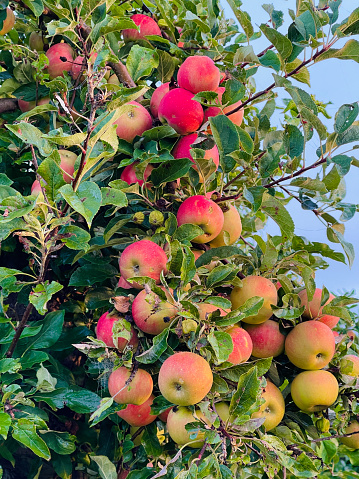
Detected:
[
  {"left": 316, "top": 417, "right": 330, "bottom": 433},
  {"left": 149, "top": 210, "right": 164, "bottom": 226},
  {"left": 0, "top": 8, "right": 15, "bottom": 36},
  {"left": 182, "top": 319, "right": 198, "bottom": 334},
  {"left": 133, "top": 212, "right": 145, "bottom": 224},
  {"left": 123, "top": 14, "right": 162, "bottom": 42},
  {"left": 177, "top": 56, "right": 220, "bottom": 94}
]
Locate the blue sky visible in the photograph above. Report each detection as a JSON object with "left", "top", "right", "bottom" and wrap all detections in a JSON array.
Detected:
[{"left": 222, "top": 0, "right": 359, "bottom": 295}]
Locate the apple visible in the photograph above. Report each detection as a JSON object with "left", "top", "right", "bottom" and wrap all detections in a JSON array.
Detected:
[
  {"left": 18, "top": 97, "right": 50, "bottom": 113},
  {"left": 71, "top": 52, "right": 97, "bottom": 80},
  {"left": 290, "top": 370, "right": 338, "bottom": 413},
  {"left": 123, "top": 14, "right": 162, "bottom": 42},
  {"left": 118, "top": 470, "right": 130, "bottom": 479},
  {"left": 285, "top": 320, "right": 335, "bottom": 370},
  {"left": 150, "top": 82, "right": 170, "bottom": 118},
  {"left": 158, "top": 351, "right": 213, "bottom": 406},
  {"left": 230, "top": 276, "right": 278, "bottom": 324},
  {"left": 96, "top": 311, "right": 138, "bottom": 351},
  {"left": 46, "top": 43, "right": 74, "bottom": 79},
  {"left": 120, "top": 161, "right": 153, "bottom": 186},
  {"left": 243, "top": 320, "right": 285, "bottom": 358},
  {"left": 204, "top": 87, "right": 244, "bottom": 128},
  {"left": 172, "top": 133, "right": 219, "bottom": 177},
  {"left": 158, "top": 407, "right": 172, "bottom": 422},
  {"left": 108, "top": 366, "right": 153, "bottom": 405},
  {"left": 176, "top": 195, "right": 224, "bottom": 244},
  {"left": 340, "top": 354, "right": 359, "bottom": 377},
  {"left": 158, "top": 88, "right": 204, "bottom": 135},
  {"left": 117, "top": 394, "right": 157, "bottom": 427},
  {"left": 0, "top": 8, "right": 15, "bottom": 36},
  {"left": 251, "top": 381, "right": 285, "bottom": 431},
  {"left": 29, "top": 32, "right": 45, "bottom": 51},
  {"left": 209, "top": 205, "right": 242, "bottom": 248},
  {"left": 31, "top": 180, "right": 42, "bottom": 196},
  {"left": 177, "top": 56, "right": 220, "bottom": 94},
  {"left": 119, "top": 239, "right": 168, "bottom": 289},
  {"left": 226, "top": 325, "right": 253, "bottom": 364},
  {"left": 215, "top": 401, "right": 231, "bottom": 423},
  {"left": 59, "top": 149, "right": 77, "bottom": 183},
  {"left": 298, "top": 288, "right": 339, "bottom": 328},
  {"left": 131, "top": 287, "right": 178, "bottom": 335},
  {"left": 117, "top": 276, "right": 133, "bottom": 289},
  {"left": 113, "top": 101, "right": 152, "bottom": 143},
  {"left": 197, "top": 302, "right": 228, "bottom": 321},
  {"left": 341, "top": 421, "right": 359, "bottom": 449},
  {"left": 167, "top": 407, "right": 209, "bottom": 448}
]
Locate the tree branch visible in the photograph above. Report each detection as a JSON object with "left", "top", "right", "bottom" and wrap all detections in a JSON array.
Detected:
[
  {"left": 264, "top": 156, "right": 327, "bottom": 188},
  {"left": 6, "top": 303, "right": 34, "bottom": 358},
  {"left": 108, "top": 61, "right": 137, "bottom": 89},
  {"left": 0, "top": 98, "right": 18, "bottom": 115}
]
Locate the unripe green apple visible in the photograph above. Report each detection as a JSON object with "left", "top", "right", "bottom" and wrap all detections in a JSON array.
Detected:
[
  {"left": 251, "top": 381, "right": 285, "bottom": 431},
  {"left": 167, "top": 407, "right": 209, "bottom": 448},
  {"left": 29, "top": 32, "right": 46, "bottom": 51},
  {"left": 290, "top": 370, "right": 338, "bottom": 413},
  {"left": 341, "top": 421, "right": 359, "bottom": 449}
]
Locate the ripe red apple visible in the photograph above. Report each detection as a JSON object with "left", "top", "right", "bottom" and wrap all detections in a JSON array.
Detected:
[
  {"left": 251, "top": 381, "right": 285, "bottom": 431},
  {"left": 119, "top": 239, "right": 168, "bottom": 289},
  {"left": 18, "top": 97, "right": 50, "bottom": 113},
  {"left": 209, "top": 205, "right": 242, "bottom": 248},
  {"left": 158, "top": 351, "right": 213, "bottom": 406},
  {"left": 341, "top": 421, "right": 359, "bottom": 449},
  {"left": 117, "top": 276, "right": 133, "bottom": 289},
  {"left": 230, "top": 276, "right": 278, "bottom": 324},
  {"left": 158, "top": 407, "right": 172, "bottom": 422},
  {"left": 298, "top": 288, "right": 339, "bottom": 328},
  {"left": 46, "top": 43, "right": 74, "bottom": 79},
  {"left": 176, "top": 195, "right": 224, "bottom": 244},
  {"left": 59, "top": 149, "right": 77, "bottom": 183},
  {"left": 71, "top": 52, "right": 97, "bottom": 80},
  {"left": 113, "top": 101, "right": 152, "bottom": 143},
  {"left": 197, "top": 302, "right": 228, "bottom": 321},
  {"left": 117, "top": 394, "right": 157, "bottom": 427},
  {"left": 108, "top": 366, "right": 153, "bottom": 405},
  {"left": 0, "top": 8, "right": 15, "bottom": 36},
  {"left": 204, "top": 87, "right": 244, "bottom": 128},
  {"left": 31, "top": 180, "right": 42, "bottom": 195},
  {"left": 29, "top": 32, "right": 45, "bottom": 51},
  {"left": 243, "top": 320, "right": 285, "bottom": 358},
  {"left": 177, "top": 56, "right": 220, "bottom": 94},
  {"left": 96, "top": 311, "right": 138, "bottom": 351},
  {"left": 132, "top": 287, "right": 178, "bottom": 335},
  {"left": 123, "top": 14, "right": 162, "bottom": 42},
  {"left": 158, "top": 88, "right": 204, "bottom": 135},
  {"left": 290, "top": 370, "right": 339, "bottom": 412},
  {"left": 285, "top": 320, "right": 335, "bottom": 370},
  {"left": 150, "top": 83, "right": 170, "bottom": 118},
  {"left": 172, "top": 133, "right": 219, "bottom": 176},
  {"left": 226, "top": 325, "right": 253, "bottom": 364},
  {"left": 120, "top": 161, "right": 153, "bottom": 186},
  {"left": 167, "top": 407, "right": 208, "bottom": 448}
]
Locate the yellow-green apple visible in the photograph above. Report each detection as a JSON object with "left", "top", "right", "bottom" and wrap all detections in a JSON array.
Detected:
[
  {"left": 150, "top": 82, "right": 170, "bottom": 118},
  {"left": 71, "top": 52, "right": 97, "bottom": 80},
  {"left": 29, "top": 32, "right": 46, "bottom": 51},
  {"left": 131, "top": 287, "right": 178, "bottom": 335},
  {"left": 230, "top": 276, "right": 278, "bottom": 324},
  {"left": 298, "top": 288, "right": 339, "bottom": 328},
  {"left": 120, "top": 161, "right": 153, "bottom": 186},
  {"left": 285, "top": 320, "right": 335, "bottom": 370},
  {"left": 96, "top": 311, "right": 138, "bottom": 351},
  {"left": 225, "top": 325, "right": 252, "bottom": 364},
  {"left": 177, "top": 56, "right": 220, "bottom": 94},
  {"left": 0, "top": 8, "right": 15, "bottom": 35},
  {"left": 59, "top": 149, "right": 77, "bottom": 183},
  {"left": 167, "top": 407, "right": 209, "bottom": 448},
  {"left": 209, "top": 205, "right": 242, "bottom": 248},
  {"left": 158, "top": 88, "right": 204, "bottom": 135},
  {"left": 340, "top": 354, "right": 359, "bottom": 377},
  {"left": 117, "top": 394, "right": 157, "bottom": 427},
  {"left": 108, "top": 366, "right": 153, "bottom": 405},
  {"left": 119, "top": 239, "right": 168, "bottom": 289},
  {"left": 122, "top": 13, "right": 162, "bottom": 42},
  {"left": 176, "top": 195, "right": 224, "bottom": 244},
  {"left": 197, "top": 302, "right": 228, "bottom": 321},
  {"left": 341, "top": 421, "right": 359, "bottom": 449},
  {"left": 158, "top": 351, "right": 213, "bottom": 406},
  {"left": 46, "top": 43, "right": 74, "bottom": 79},
  {"left": 18, "top": 97, "right": 50, "bottom": 113},
  {"left": 290, "top": 370, "right": 338, "bottom": 412},
  {"left": 243, "top": 320, "right": 285, "bottom": 358},
  {"left": 251, "top": 381, "right": 285, "bottom": 431},
  {"left": 215, "top": 401, "right": 231, "bottom": 423},
  {"left": 113, "top": 101, "right": 152, "bottom": 143},
  {"left": 204, "top": 87, "right": 244, "bottom": 128}
]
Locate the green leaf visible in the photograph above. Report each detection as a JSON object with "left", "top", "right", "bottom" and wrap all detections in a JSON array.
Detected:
[
  {"left": 261, "top": 193, "right": 294, "bottom": 241},
  {"left": 156, "top": 50, "right": 178, "bottom": 83},
  {"left": 300, "top": 107, "right": 327, "bottom": 140},
  {"left": 334, "top": 103, "right": 359, "bottom": 133},
  {"left": 172, "top": 224, "right": 204, "bottom": 243},
  {"left": 6, "top": 123, "right": 53, "bottom": 156},
  {"left": 284, "top": 125, "right": 304, "bottom": 159},
  {"left": 12, "top": 419, "right": 51, "bottom": 460},
  {"left": 195, "top": 246, "right": 243, "bottom": 267},
  {"left": 101, "top": 187, "right": 128, "bottom": 208},
  {"left": 207, "top": 264, "right": 236, "bottom": 288},
  {"left": 222, "top": 79, "right": 245, "bottom": 105},
  {"left": 259, "top": 50, "right": 281, "bottom": 71},
  {"left": 210, "top": 116, "right": 240, "bottom": 166},
  {"left": 26, "top": 310, "right": 65, "bottom": 350},
  {"left": 315, "top": 39, "right": 359, "bottom": 63},
  {"left": 37, "top": 150, "right": 65, "bottom": 201},
  {"left": 336, "top": 123, "right": 359, "bottom": 146},
  {"left": 260, "top": 24, "right": 293, "bottom": 60},
  {"left": 0, "top": 412, "right": 11, "bottom": 439},
  {"left": 127, "top": 45, "right": 159, "bottom": 82},
  {"left": 226, "top": 0, "right": 253, "bottom": 39},
  {"left": 91, "top": 456, "right": 117, "bottom": 479},
  {"left": 237, "top": 127, "right": 254, "bottom": 154},
  {"left": 40, "top": 431, "right": 76, "bottom": 455},
  {"left": 51, "top": 452, "right": 72, "bottom": 479},
  {"left": 0, "top": 267, "right": 23, "bottom": 281},
  {"left": 208, "top": 331, "right": 233, "bottom": 364},
  {"left": 150, "top": 159, "right": 192, "bottom": 186},
  {"left": 290, "top": 177, "right": 327, "bottom": 192},
  {"left": 29, "top": 281, "right": 63, "bottom": 315},
  {"left": 136, "top": 328, "right": 170, "bottom": 364},
  {"left": 229, "top": 366, "right": 261, "bottom": 420},
  {"left": 243, "top": 186, "right": 266, "bottom": 212},
  {"left": 59, "top": 182, "right": 102, "bottom": 228},
  {"left": 36, "top": 364, "right": 57, "bottom": 392},
  {"left": 69, "top": 263, "right": 118, "bottom": 287},
  {"left": 60, "top": 225, "right": 91, "bottom": 251},
  {"left": 45, "top": 132, "right": 86, "bottom": 147}
]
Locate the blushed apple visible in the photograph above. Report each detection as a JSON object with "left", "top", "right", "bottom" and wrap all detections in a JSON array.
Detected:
[
  {"left": 251, "top": 381, "right": 285, "bottom": 431},
  {"left": 46, "top": 43, "right": 74, "bottom": 79},
  {"left": 177, "top": 56, "right": 220, "bottom": 94},
  {"left": 226, "top": 325, "right": 253, "bottom": 364},
  {"left": 120, "top": 161, "right": 153, "bottom": 186},
  {"left": 113, "top": 101, "right": 152, "bottom": 143},
  {"left": 108, "top": 366, "right": 153, "bottom": 405},
  {"left": 96, "top": 311, "right": 138, "bottom": 351},
  {"left": 59, "top": 149, "right": 77, "bottom": 183},
  {"left": 243, "top": 320, "right": 285, "bottom": 358},
  {"left": 197, "top": 302, "right": 228, "bottom": 321},
  {"left": 123, "top": 14, "right": 162, "bottom": 42},
  {"left": 18, "top": 97, "right": 50, "bottom": 113},
  {"left": 0, "top": 8, "right": 15, "bottom": 36},
  {"left": 150, "top": 82, "right": 170, "bottom": 118},
  {"left": 204, "top": 86, "right": 244, "bottom": 128},
  {"left": 290, "top": 370, "right": 338, "bottom": 413},
  {"left": 340, "top": 354, "right": 359, "bottom": 377},
  {"left": 167, "top": 407, "right": 209, "bottom": 448},
  {"left": 117, "top": 394, "right": 157, "bottom": 426},
  {"left": 298, "top": 288, "right": 339, "bottom": 328}
]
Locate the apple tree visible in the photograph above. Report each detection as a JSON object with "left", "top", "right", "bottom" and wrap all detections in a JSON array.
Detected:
[{"left": 0, "top": 0, "right": 359, "bottom": 478}]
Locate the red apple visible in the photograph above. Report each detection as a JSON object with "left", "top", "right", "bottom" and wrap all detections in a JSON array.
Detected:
[
  {"left": 172, "top": 133, "right": 219, "bottom": 174},
  {"left": 226, "top": 325, "right": 253, "bottom": 364},
  {"left": 298, "top": 288, "right": 339, "bottom": 328},
  {"left": 251, "top": 381, "right": 285, "bottom": 431},
  {"left": 113, "top": 101, "right": 152, "bottom": 143},
  {"left": 96, "top": 311, "right": 138, "bottom": 351},
  {"left": 150, "top": 83, "right": 170, "bottom": 118},
  {"left": 177, "top": 56, "right": 220, "bottom": 94},
  {"left": 123, "top": 14, "right": 162, "bottom": 42},
  {"left": 59, "top": 149, "right": 77, "bottom": 184},
  {"left": 108, "top": 366, "right": 153, "bottom": 405},
  {"left": 120, "top": 161, "right": 153, "bottom": 186},
  {"left": 0, "top": 8, "right": 15, "bottom": 36},
  {"left": 243, "top": 320, "right": 285, "bottom": 358},
  {"left": 46, "top": 43, "right": 74, "bottom": 79},
  {"left": 31, "top": 180, "right": 42, "bottom": 195},
  {"left": 71, "top": 52, "right": 97, "bottom": 80},
  {"left": 117, "top": 394, "right": 157, "bottom": 426},
  {"left": 18, "top": 97, "right": 50, "bottom": 113},
  {"left": 158, "top": 407, "right": 172, "bottom": 422},
  {"left": 204, "top": 87, "right": 244, "bottom": 128},
  {"left": 197, "top": 302, "right": 228, "bottom": 321}
]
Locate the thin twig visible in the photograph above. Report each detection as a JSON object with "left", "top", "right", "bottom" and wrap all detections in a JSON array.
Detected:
[{"left": 6, "top": 303, "right": 34, "bottom": 358}]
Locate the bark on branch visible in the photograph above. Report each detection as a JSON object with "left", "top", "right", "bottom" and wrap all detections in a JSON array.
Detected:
[{"left": 0, "top": 98, "right": 19, "bottom": 115}]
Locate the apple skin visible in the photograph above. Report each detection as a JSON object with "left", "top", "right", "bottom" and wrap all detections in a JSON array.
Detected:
[
  {"left": 117, "top": 394, "right": 157, "bottom": 427},
  {"left": 285, "top": 320, "right": 335, "bottom": 370},
  {"left": 230, "top": 276, "right": 278, "bottom": 325},
  {"left": 176, "top": 195, "right": 224, "bottom": 244},
  {"left": 108, "top": 366, "right": 153, "bottom": 405},
  {"left": 96, "top": 311, "right": 138, "bottom": 351},
  {"left": 243, "top": 320, "right": 285, "bottom": 359},
  {"left": 71, "top": 52, "right": 97, "bottom": 80},
  {"left": 158, "top": 407, "right": 172, "bottom": 422},
  {"left": 226, "top": 325, "right": 253, "bottom": 364},
  {"left": 252, "top": 381, "right": 285, "bottom": 431},
  {"left": 158, "top": 351, "right": 213, "bottom": 406},
  {"left": 117, "top": 276, "right": 133, "bottom": 289},
  {"left": 215, "top": 401, "right": 231, "bottom": 423},
  {"left": 167, "top": 407, "right": 208, "bottom": 448},
  {"left": 29, "top": 32, "right": 45, "bottom": 51},
  {"left": 204, "top": 87, "right": 244, "bottom": 128},
  {"left": 18, "top": 97, "right": 50, "bottom": 113},
  {"left": 31, "top": 180, "right": 42, "bottom": 195},
  {"left": 177, "top": 56, "right": 220, "bottom": 94},
  {"left": 209, "top": 205, "right": 242, "bottom": 248},
  {"left": 58, "top": 149, "right": 77, "bottom": 184},
  {"left": 113, "top": 101, "right": 152, "bottom": 143},
  {"left": 119, "top": 239, "right": 168, "bottom": 289},
  {"left": 340, "top": 354, "right": 359, "bottom": 377},
  {"left": 118, "top": 470, "right": 130, "bottom": 479},
  {"left": 150, "top": 82, "right": 170, "bottom": 118},
  {"left": 131, "top": 287, "right": 178, "bottom": 335},
  {"left": 46, "top": 43, "right": 74, "bottom": 79},
  {"left": 123, "top": 14, "right": 162, "bottom": 42},
  {"left": 290, "top": 370, "right": 339, "bottom": 413},
  {"left": 172, "top": 133, "right": 219, "bottom": 175},
  {"left": 0, "top": 8, "right": 15, "bottom": 36},
  {"left": 298, "top": 288, "right": 339, "bottom": 328},
  {"left": 158, "top": 88, "right": 204, "bottom": 135},
  {"left": 197, "top": 302, "right": 228, "bottom": 321},
  {"left": 341, "top": 421, "right": 359, "bottom": 449},
  {"left": 120, "top": 161, "right": 153, "bottom": 186}
]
